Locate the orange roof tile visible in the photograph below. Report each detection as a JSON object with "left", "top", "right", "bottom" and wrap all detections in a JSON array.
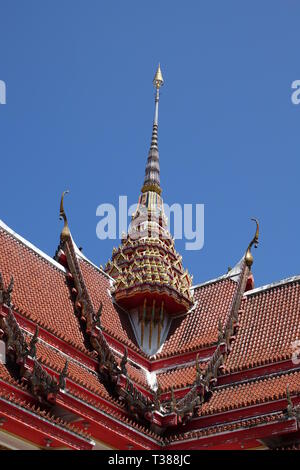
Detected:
[
  {"left": 2, "top": 220, "right": 300, "bottom": 448},
  {"left": 225, "top": 280, "right": 300, "bottom": 373},
  {"left": 0, "top": 228, "right": 88, "bottom": 354},
  {"left": 157, "top": 363, "right": 207, "bottom": 393},
  {"left": 198, "top": 370, "right": 300, "bottom": 416},
  {"left": 167, "top": 411, "right": 286, "bottom": 444},
  {"left": 0, "top": 388, "right": 93, "bottom": 444},
  {"left": 157, "top": 278, "right": 238, "bottom": 358}
]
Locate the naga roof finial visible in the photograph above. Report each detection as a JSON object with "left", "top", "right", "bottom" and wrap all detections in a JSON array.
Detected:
[
  {"left": 245, "top": 218, "right": 259, "bottom": 268},
  {"left": 59, "top": 190, "right": 71, "bottom": 241}
]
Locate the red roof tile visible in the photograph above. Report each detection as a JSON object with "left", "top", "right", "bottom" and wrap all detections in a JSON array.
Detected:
[
  {"left": 0, "top": 228, "right": 88, "bottom": 354},
  {"left": 35, "top": 340, "right": 114, "bottom": 401},
  {"left": 157, "top": 278, "right": 238, "bottom": 358},
  {"left": 0, "top": 388, "right": 92, "bottom": 444},
  {"left": 198, "top": 370, "right": 300, "bottom": 416},
  {"left": 167, "top": 411, "right": 286, "bottom": 444},
  {"left": 1, "top": 220, "right": 300, "bottom": 448},
  {"left": 157, "top": 363, "right": 208, "bottom": 392},
  {"left": 225, "top": 281, "right": 300, "bottom": 372},
  {"left": 79, "top": 258, "right": 140, "bottom": 352},
  {"left": 0, "top": 363, "right": 24, "bottom": 389}
]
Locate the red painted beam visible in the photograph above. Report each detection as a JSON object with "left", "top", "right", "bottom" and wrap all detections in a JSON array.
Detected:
[
  {"left": 0, "top": 398, "right": 93, "bottom": 450},
  {"left": 3, "top": 306, "right": 153, "bottom": 405},
  {"left": 166, "top": 417, "right": 298, "bottom": 450},
  {"left": 104, "top": 330, "right": 217, "bottom": 371},
  {"left": 56, "top": 391, "right": 161, "bottom": 450},
  {"left": 184, "top": 396, "right": 300, "bottom": 432},
  {"left": 6, "top": 305, "right": 216, "bottom": 378},
  {"left": 218, "top": 360, "right": 300, "bottom": 386},
  {"left": 0, "top": 379, "right": 36, "bottom": 406}
]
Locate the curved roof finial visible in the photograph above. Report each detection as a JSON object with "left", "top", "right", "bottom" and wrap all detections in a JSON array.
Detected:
[
  {"left": 245, "top": 218, "right": 259, "bottom": 268},
  {"left": 59, "top": 190, "right": 71, "bottom": 241}
]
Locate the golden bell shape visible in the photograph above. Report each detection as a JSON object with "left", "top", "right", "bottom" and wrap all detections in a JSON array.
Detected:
[{"left": 153, "top": 64, "right": 164, "bottom": 89}]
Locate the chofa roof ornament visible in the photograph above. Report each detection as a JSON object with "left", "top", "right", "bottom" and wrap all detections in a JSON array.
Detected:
[
  {"left": 245, "top": 218, "right": 259, "bottom": 268},
  {"left": 59, "top": 190, "right": 71, "bottom": 241}
]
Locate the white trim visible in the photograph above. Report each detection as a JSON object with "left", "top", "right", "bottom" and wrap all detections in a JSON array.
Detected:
[
  {"left": 145, "top": 370, "right": 158, "bottom": 391},
  {"left": 244, "top": 274, "right": 300, "bottom": 297},
  {"left": 191, "top": 272, "right": 240, "bottom": 291},
  {"left": 0, "top": 219, "right": 115, "bottom": 283},
  {"left": 191, "top": 258, "right": 244, "bottom": 291},
  {"left": 191, "top": 257, "right": 244, "bottom": 290},
  {"left": 0, "top": 395, "right": 95, "bottom": 446},
  {"left": 0, "top": 219, "right": 66, "bottom": 273}
]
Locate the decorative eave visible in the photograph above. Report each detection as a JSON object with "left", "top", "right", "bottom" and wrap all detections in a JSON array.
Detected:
[
  {"left": 0, "top": 279, "right": 68, "bottom": 405},
  {"left": 113, "top": 283, "right": 193, "bottom": 314},
  {"left": 106, "top": 234, "right": 193, "bottom": 317},
  {"left": 165, "top": 412, "right": 298, "bottom": 450},
  {"left": 0, "top": 390, "right": 94, "bottom": 450}
]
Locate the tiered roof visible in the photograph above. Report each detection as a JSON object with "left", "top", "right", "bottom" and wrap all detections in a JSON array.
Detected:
[
  {"left": 0, "top": 214, "right": 299, "bottom": 450},
  {"left": 0, "top": 67, "right": 299, "bottom": 450}
]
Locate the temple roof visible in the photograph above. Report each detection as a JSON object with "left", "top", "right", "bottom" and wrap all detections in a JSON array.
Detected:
[
  {"left": 0, "top": 67, "right": 298, "bottom": 449},
  {"left": 0, "top": 216, "right": 299, "bottom": 449}
]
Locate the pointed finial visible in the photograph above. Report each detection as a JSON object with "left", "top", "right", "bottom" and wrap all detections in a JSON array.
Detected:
[
  {"left": 245, "top": 218, "right": 259, "bottom": 268},
  {"left": 153, "top": 63, "right": 164, "bottom": 89},
  {"left": 59, "top": 190, "right": 71, "bottom": 241},
  {"left": 141, "top": 65, "right": 164, "bottom": 196}
]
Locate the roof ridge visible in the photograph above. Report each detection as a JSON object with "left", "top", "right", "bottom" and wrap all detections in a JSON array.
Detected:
[
  {"left": 74, "top": 240, "right": 114, "bottom": 282},
  {"left": 191, "top": 273, "right": 240, "bottom": 290},
  {"left": 0, "top": 219, "right": 66, "bottom": 273},
  {"left": 191, "top": 258, "right": 244, "bottom": 290},
  {"left": 244, "top": 274, "right": 300, "bottom": 297},
  {"left": 215, "top": 367, "right": 300, "bottom": 391},
  {"left": 0, "top": 392, "right": 94, "bottom": 444}
]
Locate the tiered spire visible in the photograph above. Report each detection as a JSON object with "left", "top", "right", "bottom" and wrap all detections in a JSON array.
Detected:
[
  {"left": 105, "top": 65, "right": 193, "bottom": 355},
  {"left": 141, "top": 64, "right": 164, "bottom": 196}
]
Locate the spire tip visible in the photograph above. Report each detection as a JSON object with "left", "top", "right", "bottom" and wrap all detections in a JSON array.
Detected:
[{"left": 153, "top": 64, "right": 164, "bottom": 89}]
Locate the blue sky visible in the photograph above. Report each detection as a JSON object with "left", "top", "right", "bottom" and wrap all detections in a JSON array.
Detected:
[{"left": 0, "top": 1, "right": 299, "bottom": 287}]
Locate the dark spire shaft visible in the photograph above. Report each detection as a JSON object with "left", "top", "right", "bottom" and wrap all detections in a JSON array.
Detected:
[{"left": 141, "top": 65, "right": 164, "bottom": 196}]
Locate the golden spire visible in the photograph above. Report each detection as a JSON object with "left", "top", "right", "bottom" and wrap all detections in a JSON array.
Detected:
[
  {"left": 141, "top": 65, "right": 164, "bottom": 196},
  {"left": 59, "top": 190, "right": 71, "bottom": 241},
  {"left": 245, "top": 218, "right": 259, "bottom": 268},
  {"left": 153, "top": 63, "right": 164, "bottom": 89}
]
